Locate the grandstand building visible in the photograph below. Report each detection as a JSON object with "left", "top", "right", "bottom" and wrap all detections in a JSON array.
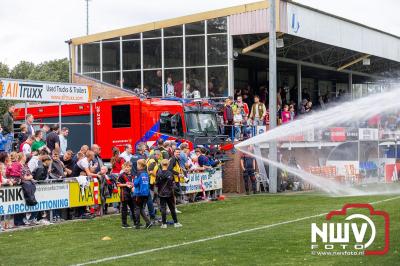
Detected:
[{"left": 68, "top": 0, "right": 400, "bottom": 103}]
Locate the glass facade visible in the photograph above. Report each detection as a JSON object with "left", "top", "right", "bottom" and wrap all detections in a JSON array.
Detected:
[
  {"left": 82, "top": 43, "right": 100, "bottom": 73},
  {"left": 102, "top": 41, "right": 120, "bottom": 71},
  {"left": 123, "top": 40, "right": 140, "bottom": 70},
  {"left": 123, "top": 71, "right": 141, "bottom": 90},
  {"left": 164, "top": 38, "right": 183, "bottom": 68},
  {"left": 79, "top": 16, "right": 229, "bottom": 97}
]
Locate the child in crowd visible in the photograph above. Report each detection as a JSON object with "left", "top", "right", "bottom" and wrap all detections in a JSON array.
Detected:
[
  {"left": 0, "top": 162, "right": 12, "bottom": 231},
  {"left": 98, "top": 165, "right": 117, "bottom": 215},
  {"left": 118, "top": 162, "right": 136, "bottom": 228},
  {"left": 289, "top": 105, "right": 295, "bottom": 121},
  {"left": 156, "top": 159, "right": 182, "bottom": 228},
  {"left": 6, "top": 152, "right": 24, "bottom": 185},
  {"left": 233, "top": 108, "right": 243, "bottom": 141},
  {"left": 281, "top": 104, "right": 291, "bottom": 124},
  {"left": 0, "top": 162, "right": 13, "bottom": 186},
  {"left": 0, "top": 126, "right": 8, "bottom": 152},
  {"left": 133, "top": 159, "right": 152, "bottom": 229}
]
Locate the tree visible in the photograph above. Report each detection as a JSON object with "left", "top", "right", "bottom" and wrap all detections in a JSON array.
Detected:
[
  {"left": 10, "top": 61, "right": 35, "bottom": 79},
  {"left": 0, "top": 62, "right": 10, "bottom": 78},
  {"left": 28, "top": 58, "right": 69, "bottom": 82},
  {"left": 0, "top": 62, "right": 11, "bottom": 117}
]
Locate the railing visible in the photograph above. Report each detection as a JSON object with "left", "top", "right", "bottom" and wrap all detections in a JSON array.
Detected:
[{"left": 0, "top": 169, "right": 223, "bottom": 218}]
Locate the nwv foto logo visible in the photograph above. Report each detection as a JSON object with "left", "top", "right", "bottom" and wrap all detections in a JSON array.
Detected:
[{"left": 311, "top": 204, "right": 389, "bottom": 256}]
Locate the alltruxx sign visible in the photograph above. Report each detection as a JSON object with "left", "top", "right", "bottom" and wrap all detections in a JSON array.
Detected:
[{"left": 0, "top": 78, "right": 92, "bottom": 103}]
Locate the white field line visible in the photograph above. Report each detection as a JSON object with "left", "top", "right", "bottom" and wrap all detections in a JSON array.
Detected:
[{"left": 73, "top": 195, "right": 400, "bottom": 266}]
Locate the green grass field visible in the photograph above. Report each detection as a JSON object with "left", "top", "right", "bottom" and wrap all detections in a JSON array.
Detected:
[{"left": 1, "top": 193, "right": 399, "bottom": 266}]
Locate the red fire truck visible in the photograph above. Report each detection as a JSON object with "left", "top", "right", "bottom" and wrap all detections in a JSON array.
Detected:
[{"left": 14, "top": 97, "right": 226, "bottom": 159}]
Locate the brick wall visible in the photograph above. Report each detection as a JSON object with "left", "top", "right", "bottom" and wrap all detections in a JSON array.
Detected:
[
  {"left": 73, "top": 74, "right": 134, "bottom": 99},
  {"left": 222, "top": 148, "right": 245, "bottom": 194}
]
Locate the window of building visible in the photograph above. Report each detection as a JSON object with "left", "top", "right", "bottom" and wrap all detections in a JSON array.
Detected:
[
  {"left": 207, "top": 17, "right": 227, "bottom": 34},
  {"left": 103, "top": 72, "right": 121, "bottom": 86},
  {"left": 103, "top": 37, "right": 120, "bottom": 42},
  {"left": 122, "top": 33, "right": 140, "bottom": 40},
  {"left": 83, "top": 72, "right": 100, "bottom": 80},
  {"left": 144, "top": 70, "right": 162, "bottom": 96},
  {"left": 207, "top": 35, "right": 227, "bottom": 65},
  {"left": 102, "top": 42, "right": 120, "bottom": 71},
  {"left": 82, "top": 43, "right": 100, "bottom": 73},
  {"left": 159, "top": 112, "right": 183, "bottom": 136},
  {"left": 164, "top": 25, "right": 183, "bottom": 37},
  {"left": 185, "top": 21, "right": 205, "bottom": 35},
  {"left": 164, "top": 69, "right": 183, "bottom": 97},
  {"left": 186, "top": 36, "right": 205, "bottom": 67},
  {"left": 123, "top": 71, "right": 141, "bottom": 91},
  {"left": 143, "top": 39, "right": 162, "bottom": 68},
  {"left": 186, "top": 67, "right": 206, "bottom": 98},
  {"left": 143, "top": 29, "right": 161, "bottom": 38},
  {"left": 208, "top": 66, "right": 228, "bottom": 97},
  {"left": 123, "top": 40, "right": 141, "bottom": 70},
  {"left": 77, "top": 45, "right": 81, "bottom": 73},
  {"left": 164, "top": 37, "right": 183, "bottom": 68},
  {"left": 112, "top": 105, "right": 131, "bottom": 128}
]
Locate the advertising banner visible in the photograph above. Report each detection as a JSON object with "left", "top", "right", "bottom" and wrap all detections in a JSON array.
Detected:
[
  {"left": 69, "top": 182, "right": 120, "bottom": 208},
  {"left": 0, "top": 183, "right": 69, "bottom": 215},
  {"left": 0, "top": 79, "right": 92, "bottom": 103},
  {"left": 182, "top": 170, "right": 223, "bottom": 194},
  {"left": 320, "top": 127, "right": 358, "bottom": 142},
  {"left": 278, "top": 129, "right": 315, "bottom": 142},
  {"left": 359, "top": 128, "right": 379, "bottom": 141},
  {"left": 384, "top": 163, "right": 400, "bottom": 183}
]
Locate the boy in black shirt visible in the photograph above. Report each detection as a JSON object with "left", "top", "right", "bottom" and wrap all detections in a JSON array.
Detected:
[
  {"left": 156, "top": 159, "right": 182, "bottom": 228},
  {"left": 118, "top": 161, "right": 136, "bottom": 228},
  {"left": 240, "top": 153, "right": 257, "bottom": 195}
]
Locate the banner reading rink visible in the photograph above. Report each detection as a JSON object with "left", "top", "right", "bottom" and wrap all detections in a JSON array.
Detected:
[
  {"left": 0, "top": 183, "right": 69, "bottom": 215},
  {"left": 0, "top": 170, "right": 222, "bottom": 215}
]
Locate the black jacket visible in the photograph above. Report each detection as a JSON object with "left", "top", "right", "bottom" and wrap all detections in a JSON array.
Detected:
[
  {"left": 118, "top": 172, "right": 134, "bottom": 201},
  {"left": 156, "top": 169, "right": 174, "bottom": 197},
  {"left": 2, "top": 111, "right": 14, "bottom": 134},
  {"left": 21, "top": 180, "right": 37, "bottom": 206},
  {"left": 33, "top": 161, "right": 49, "bottom": 181},
  {"left": 92, "top": 154, "right": 104, "bottom": 173},
  {"left": 49, "top": 160, "right": 65, "bottom": 179}
]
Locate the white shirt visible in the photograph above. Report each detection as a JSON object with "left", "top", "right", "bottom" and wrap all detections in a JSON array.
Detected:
[
  {"left": 22, "top": 143, "right": 31, "bottom": 155},
  {"left": 28, "top": 124, "right": 35, "bottom": 136},
  {"left": 119, "top": 151, "right": 132, "bottom": 162},
  {"left": 28, "top": 156, "right": 39, "bottom": 172},
  {"left": 165, "top": 83, "right": 174, "bottom": 96},
  {"left": 59, "top": 134, "right": 67, "bottom": 155},
  {"left": 77, "top": 157, "right": 90, "bottom": 170}
]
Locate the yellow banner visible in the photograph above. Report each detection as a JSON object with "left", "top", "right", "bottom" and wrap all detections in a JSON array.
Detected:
[{"left": 69, "top": 182, "right": 120, "bottom": 208}]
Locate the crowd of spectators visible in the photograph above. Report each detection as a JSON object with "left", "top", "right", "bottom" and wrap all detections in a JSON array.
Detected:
[
  {"left": 0, "top": 105, "right": 221, "bottom": 230},
  {"left": 222, "top": 85, "right": 356, "bottom": 141}
]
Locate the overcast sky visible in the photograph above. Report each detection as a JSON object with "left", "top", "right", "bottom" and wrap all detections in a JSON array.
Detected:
[{"left": 0, "top": 0, "right": 399, "bottom": 67}]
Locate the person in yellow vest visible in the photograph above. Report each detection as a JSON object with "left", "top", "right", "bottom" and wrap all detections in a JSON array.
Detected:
[
  {"left": 249, "top": 95, "right": 267, "bottom": 126},
  {"left": 145, "top": 150, "right": 161, "bottom": 221},
  {"left": 147, "top": 150, "right": 162, "bottom": 187},
  {"left": 168, "top": 148, "right": 185, "bottom": 213},
  {"left": 168, "top": 149, "right": 185, "bottom": 183}
]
